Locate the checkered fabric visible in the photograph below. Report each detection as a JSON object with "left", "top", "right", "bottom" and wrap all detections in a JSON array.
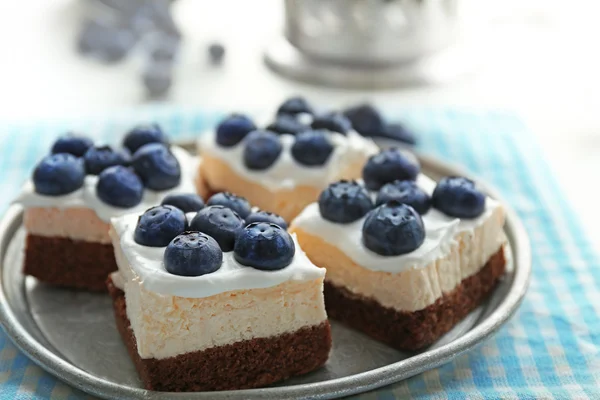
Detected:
[{"left": 0, "top": 107, "right": 598, "bottom": 399}]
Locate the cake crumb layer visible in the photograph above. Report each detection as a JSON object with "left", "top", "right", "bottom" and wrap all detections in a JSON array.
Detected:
[
  {"left": 324, "top": 247, "right": 506, "bottom": 351},
  {"left": 24, "top": 234, "right": 116, "bottom": 291},
  {"left": 107, "top": 277, "right": 332, "bottom": 392}
]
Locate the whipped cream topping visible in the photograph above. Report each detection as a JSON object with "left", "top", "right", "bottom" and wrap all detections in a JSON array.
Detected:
[
  {"left": 292, "top": 174, "right": 501, "bottom": 273},
  {"left": 111, "top": 212, "right": 325, "bottom": 298},
  {"left": 14, "top": 146, "right": 198, "bottom": 222},
  {"left": 197, "top": 130, "right": 379, "bottom": 190}
]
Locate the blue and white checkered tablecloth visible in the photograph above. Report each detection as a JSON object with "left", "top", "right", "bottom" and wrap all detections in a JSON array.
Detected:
[{"left": 0, "top": 107, "right": 598, "bottom": 400}]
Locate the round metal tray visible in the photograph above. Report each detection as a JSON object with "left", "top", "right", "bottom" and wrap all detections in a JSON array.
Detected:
[{"left": 0, "top": 154, "right": 531, "bottom": 399}]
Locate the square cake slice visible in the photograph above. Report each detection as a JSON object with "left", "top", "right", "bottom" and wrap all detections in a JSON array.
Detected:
[
  {"left": 108, "top": 208, "right": 331, "bottom": 391},
  {"left": 15, "top": 131, "right": 198, "bottom": 291},
  {"left": 196, "top": 109, "right": 378, "bottom": 222},
  {"left": 290, "top": 150, "right": 507, "bottom": 351}
]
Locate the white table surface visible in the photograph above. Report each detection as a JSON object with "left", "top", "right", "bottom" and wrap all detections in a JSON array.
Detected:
[{"left": 0, "top": 0, "right": 598, "bottom": 246}]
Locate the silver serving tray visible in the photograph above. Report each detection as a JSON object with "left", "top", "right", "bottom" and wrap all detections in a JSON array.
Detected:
[{"left": 0, "top": 154, "right": 531, "bottom": 399}]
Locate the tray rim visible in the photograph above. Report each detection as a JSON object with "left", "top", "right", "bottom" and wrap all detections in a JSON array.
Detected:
[{"left": 0, "top": 153, "right": 532, "bottom": 400}]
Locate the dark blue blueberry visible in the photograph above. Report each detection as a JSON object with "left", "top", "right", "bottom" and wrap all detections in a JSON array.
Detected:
[
  {"left": 277, "top": 96, "right": 313, "bottom": 116},
  {"left": 343, "top": 104, "right": 386, "bottom": 137},
  {"left": 291, "top": 130, "right": 334, "bottom": 166},
  {"left": 318, "top": 180, "right": 373, "bottom": 223},
  {"left": 383, "top": 123, "right": 417, "bottom": 145},
  {"left": 432, "top": 177, "right": 486, "bottom": 219},
  {"left": 362, "top": 148, "right": 420, "bottom": 191},
  {"left": 243, "top": 130, "right": 282, "bottom": 170},
  {"left": 206, "top": 192, "right": 251, "bottom": 218},
  {"left": 51, "top": 134, "right": 93, "bottom": 157},
  {"left": 131, "top": 143, "right": 181, "bottom": 190},
  {"left": 123, "top": 123, "right": 168, "bottom": 154},
  {"left": 266, "top": 114, "right": 309, "bottom": 135},
  {"left": 143, "top": 61, "right": 173, "bottom": 97},
  {"left": 164, "top": 232, "right": 222, "bottom": 276},
  {"left": 96, "top": 166, "right": 144, "bottom": 208},
  {"left": 362, "top": 201, "right": 425, "bottom": 256},
  {"left": 149, "top": 33, "right": 180, "bottom": 62},
  {"left": 215, "top": 114, "right": 256, "bottom": 147},
  {"left": 33, "top": 153, "right": 85, "bottom": 196},
  {"left": 311, "top": 112, "right": 352, "bottom": 134},
  {"left": 161, "top": 193, "right": 205, "bottom": 213},
  {"left": 245, "top": 210, "right": 288, "bottom": 230},
  {"left": 376, "top": 180, "right": 431, "bottom": 214},
  {"left": 83, "top": 145, "right": 131, "bottom": 175},
  {"left": 208, "top": 43, "right": 225, "bottom": 63},
  {"left": 234, "top": 223, "right": 295, "bottom": 270},
  {"left": 134, "top": 205, "right": 187, "bottom": 247},
  {"left": 77, "top": 20, "right": 136, "bottom": 63},
  {"left": 189, "top": 205, "right": 245, "bottom": 251}
]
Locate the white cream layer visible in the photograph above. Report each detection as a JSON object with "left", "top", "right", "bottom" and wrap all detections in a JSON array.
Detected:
[
  {"left": 111, "top": 212, "right": 325, "bottom": 298},
  {"left": 197, "top": 130, "right": 379, "bottom": 190},
  {"left": 15, "top": 146, "right": 198, "bottom": 223},
  {"left": 292, "top": 174, "right": 503, "bottom": 273}
]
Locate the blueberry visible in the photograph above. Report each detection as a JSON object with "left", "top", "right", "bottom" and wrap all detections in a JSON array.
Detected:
[
  {"left": 277, "top": 96, "right": 313, "bottom": 116},
  {"left": 383, "top": 123, "right": 417, "bottom": 145},
  {"left": 234, "top": 223, "right": 295, "bottom": 270},
  {"left": 161, "top": 193, "right": 205, "bottom": 213},
  {"left": 362, "top": 148, "right": 420, "bottom": 190},
  {"left": 291, "top": 130, "right": 334, "bottom": 166},
  {"left": 362, "top": 201, "right": 425, "bottom": 256},
  {"left": 208, "top": 43, "right": 225, "bottom": 63},
  {"left": 148, "top": 33, "right": 180, "bottom": 62},
  {"left": 311, "top": 112, "right": 352, "bottom": 134},
  {"left": 131, "top": 143, "right": 181, "bottom": 190},
  {"left": 51, "top": 134, "right": 93, "bottom": 157},
  {"left": 164, "top": 232, "right": 222, "bottom": 276},
  {"left": 243, "top": 130, "right": 282, "bottom": 170},
  {"left": 432, "top": 177, "right": 486, "bottom": 218},
  {"left": 343, "top": 104, "right": 386, "bottom": 137},
  {"left": 318, "top": 180, "right": 373, "bottom": 223},
  {"left": 96, "top": 166, "right": 144, "bottom": 208},
  {"left": 134, "top": 205, "right": 187, "bottom": 247},
  {"left": 33, "top": 153, "right": 85, "bottom": 196},
  {"left": 376, "top": 180, "right": 431, "bottom": 214},
  {"left": 266, "top": 114, "right": 309, "bottom": 135},
  {"left": 215, "top": 114, "right": 256, "bottom": 147},
  {"left": 245, "top": 210, "right": 288, "bottom": 230},
  {"left": 206, "top": 192, "right": 251, "bottom": 218},
  {"left": 123, "top": 123, "right": 168, "bottom": 154},
  {"left": 77, "top": 20, "right": 136, "bottom": 63},
  {"left": 142, "top": 61, "right": 173, "bottom": 97},
  {"left": 83, "top": 145, "right": 131, "bottom": 175},
  {"left": 189, "top": 205, "right": 245, "bottom": 251}
]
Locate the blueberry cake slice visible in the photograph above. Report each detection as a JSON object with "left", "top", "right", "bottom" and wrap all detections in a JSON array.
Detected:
[
  {"left": 15, "top": 125, "right": 199, "bottom": 291},
  {"left": 290, "top": 148, "right": 506, "bottom": 351},
  {"left": 196, "top": 96, "right": 379, "bottom": 222},
  {"left": 107, "top": 192, "right": 331, "bottom": 391}
]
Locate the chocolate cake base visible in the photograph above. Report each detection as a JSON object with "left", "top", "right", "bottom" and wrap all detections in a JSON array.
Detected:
[
  {"left": 24, "top": 234, "right": 117, "bottom": 292},
  {"left": 107, "top": 278, "right": 332, "bottom": 392},
  {"left": 324, "top": 248, "right": 506, "bottom": 351}
]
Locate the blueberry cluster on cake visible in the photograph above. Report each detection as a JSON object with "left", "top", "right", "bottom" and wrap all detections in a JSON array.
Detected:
[
  {"left": 342, "top": 103, "right": 417, "bottom": 145},
  {"left": 107, "top": 192, "right": 331, "bottom": 392},
  {"left": 196, "top": 97, "right": 379, "bottom": 222},
  {"left": 15, "top": 125, "right": 198, "bottom": 291},
  {"left": 290, "top": 148, "right": 506, "bottom": 350}
]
